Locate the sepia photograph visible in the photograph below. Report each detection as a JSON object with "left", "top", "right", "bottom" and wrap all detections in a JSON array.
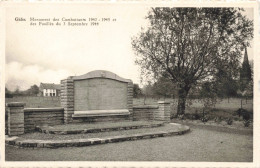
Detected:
[{"left": 1, "top": 1, "right": 259, "bottom": 167}]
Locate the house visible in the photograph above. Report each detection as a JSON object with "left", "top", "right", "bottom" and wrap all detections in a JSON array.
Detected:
[{"left": 39, "top": 83, "right": 61, "bottom": 97}]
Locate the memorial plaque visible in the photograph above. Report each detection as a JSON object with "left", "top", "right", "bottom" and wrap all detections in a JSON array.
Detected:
[{"left": 74, "top": 78, "right": 128, "bottom": 111}]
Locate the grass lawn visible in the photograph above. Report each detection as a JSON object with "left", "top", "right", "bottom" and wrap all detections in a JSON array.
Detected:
[
  {"left": 5, "top": 124, "right": 252, "bottom": 162},
  {"left": 134, "top": 97, "right": 253, "bottom": 111},
  {"left": 135, "top": 97, "right": 253, "bottom": 122}
]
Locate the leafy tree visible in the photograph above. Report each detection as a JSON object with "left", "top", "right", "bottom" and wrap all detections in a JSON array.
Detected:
[
  {"left": 199, "top": 82, "right": 218, "bottom": 108},
  {"left": 132, "top": 8, "right": 253, "bottom": 115},
  {"left": 5, "top": 87, "right": 13, "bottom": 98},
  {"left": 133, "top": 83, "right": 143, "bottom": 98},
  {"left": 28, "top": 84, "right": 40, "bottom": 96},
  {"left": 142, "top": 82, "right": 154, "bottom": 104},
  {"left": 214, "top": 67, "right": 239, "bottom": 98},
  {"left": 13, "top": 86, "right": 22, "bottom": 96},
  {"left": 153, "top": 75, "right": 177, "bottom": 99}
]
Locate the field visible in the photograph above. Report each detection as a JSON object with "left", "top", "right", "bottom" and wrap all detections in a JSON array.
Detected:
[
  {"left": 5, "top": 96, "right": 253, "bottom": 121},
  {"left": 134, "top": 97, "right": 253, "bottom": 121},
  {"left": 134, "top": 97, "right": 253, "bottom": 111},
  {"left": 5, "top": 96, "right": 60, "bottom": 108}
]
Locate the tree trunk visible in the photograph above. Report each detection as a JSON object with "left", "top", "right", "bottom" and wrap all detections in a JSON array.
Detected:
[
  {"left": 177, "top": 95, "right": 187, "bottom": 115},
  {"left": 177, "top": 85, "right": 190, "bottom": 115}
]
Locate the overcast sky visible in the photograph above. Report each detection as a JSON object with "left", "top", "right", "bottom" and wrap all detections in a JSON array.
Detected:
[{"left": 5, "top": 4, "right": 254, "bottom": 91}]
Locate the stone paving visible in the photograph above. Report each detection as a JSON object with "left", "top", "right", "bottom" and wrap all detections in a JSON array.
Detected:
[
  {"left": 35, "top": 121, "right": 164, "bottom": 134},
  {"left": 5, "top": 123, "right": 190, "bottom": 149}
]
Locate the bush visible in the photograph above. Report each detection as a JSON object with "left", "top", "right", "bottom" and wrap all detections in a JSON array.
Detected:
[
  {"left": 242, "top": 112, "right": 251, "bottom": 121},
  {"left": 214, "top": 116, "right": 223, "bottom": 123},
  {"left": 235, "top": 108, "right": 252, "bottom": 121},
  {"left": 183, "top": 113, "right": 192, "bottom": 120},
  {"left": 177, "top": 114, "right": 185, "bottom": 120},
  {"left": 201, "top": 116, "right": 209, "bottom": 123},
  {"left": 243, "top": 120, "right": 250, "bottom": 127},
  {"left": 226, "top": 118, "right": 233, "bottom": 125},
  {"left": 192, "top": 112, "right": 201, "bottom": 120},
  {"left": 171, "top": 113, "right": 178, "bottom": 119}
]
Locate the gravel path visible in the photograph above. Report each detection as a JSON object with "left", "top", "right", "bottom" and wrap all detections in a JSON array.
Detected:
[{"left": 5, "top": 125, "right": 253, "bottom": 161}]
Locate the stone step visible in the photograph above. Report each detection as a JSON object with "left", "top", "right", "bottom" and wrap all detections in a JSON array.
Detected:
[
  {"left": 35, "top": 121, "right": 165, "bottom": 135},
  {"left": 5, "top": 123, "right": 190, "bottom": 148}
]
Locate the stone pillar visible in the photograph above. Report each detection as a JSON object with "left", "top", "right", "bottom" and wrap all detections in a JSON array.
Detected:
[
  {"left": 154, "top": 101, "right": 171, "bottom": 122},
  {"left": 127, "top": 81, "right": 133, "bottom": 120},
  {"left": 61, "top": 77, "right": 74, "bottom": 124},
  {"left": 6, "top": 102, "right": 25, "bottom": 136}
]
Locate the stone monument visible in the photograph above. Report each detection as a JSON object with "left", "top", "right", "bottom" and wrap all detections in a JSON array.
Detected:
[{"left": 60, "top": 70, "right": 133, "bottom": 123}]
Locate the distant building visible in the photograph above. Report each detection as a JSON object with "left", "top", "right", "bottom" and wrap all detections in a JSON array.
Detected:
[{"left": 39, "top": 83, "right": 61, "bottom": 97}]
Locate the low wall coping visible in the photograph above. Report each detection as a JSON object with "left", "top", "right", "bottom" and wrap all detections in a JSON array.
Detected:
[
  {"left": 24, "top": 107, "right": 64, "bottom": 112},
  {"left": 72, "top": 109, "right": 130, "bottom": 118},
  {"left": 158, "top": 101, "right": 171, "bottom": 104},
  {"left": 133, "top": 105, "right": 159, "bottom": 109},
  {"left": 6, "top": 102, "right": 26, "bottom": 107}
]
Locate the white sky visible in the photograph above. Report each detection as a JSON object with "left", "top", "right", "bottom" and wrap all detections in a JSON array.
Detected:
[{"left": 5, "top": 4, "right": 254, "bottom": 91}]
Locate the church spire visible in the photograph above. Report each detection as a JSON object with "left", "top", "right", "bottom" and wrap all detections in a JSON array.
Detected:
[
  {"left": 240, "top": 46, "right": 252, "bottom": 91},
  {"left": 243, "top": 47, "right": 249, "bottom": 64}
]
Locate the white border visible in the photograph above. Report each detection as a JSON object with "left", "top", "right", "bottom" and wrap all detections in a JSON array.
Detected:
[{"left": 0, "top": 0, "right": 259, "bottom": 167}]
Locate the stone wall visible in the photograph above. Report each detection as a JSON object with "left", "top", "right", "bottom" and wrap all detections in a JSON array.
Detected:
[
  {"left": 60, "top": 77, "right": 74, "bottom": 124},
  {"left": 6, "top": 103, "right": 25, "bottom": 136},
  {"left": 133, "top": 105, "right": 158, "bottom": 121},
  {"left": 127, "top": 82, "right": 134, "bottom": 120},
  {"left": 133, "top": 101, "right": 170, "bottom": 122},
  {"left": 6, "top": 101, "right": 170, "bottom": 136},
  {"left": 24, "top": 108, "right": 64, "bottom": 133}
]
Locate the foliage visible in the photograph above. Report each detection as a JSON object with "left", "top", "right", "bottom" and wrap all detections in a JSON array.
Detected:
[
  {"left": 226, "top": 118, "right": 233, "bottom": 125},
  {"left": 201, "top": 115, "right": 209, "bottom": 123},
  {"left": 243, "top": 120, "right": 250, "bottom": 127},
  {"left": 235, "top": 108, "right": 251, "bottom": 121},
  {"left": 152, "top": 75, "right": 177, "bottom": 98},
  {"left": 243, "top": 80, "right": 253, "bottom": 97},
  {"left": 5, "top": 84, "right": 40, "bottom": 97},
  {"left": 192, "top": 110, "right": 201, "bottom": 120},
  {"left": 132, "top": 7, "right": 253, "bottom": 115},
  {"left": 133, "top": 84, "right": 143, "bottom": 98},
  {"left": 5, "top": 87, "right": 13, "bottom": 98},
  {"left": 27, "top": 85, "right": 40, "bottom": 96},
  {"left": 214, "top": 68, "right": 239, "bottom": 98},
  {"left": 199, "top": 82, "right": 218, "bottom": 110}
]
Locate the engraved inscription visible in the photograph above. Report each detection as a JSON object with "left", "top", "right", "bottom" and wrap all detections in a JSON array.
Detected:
[{"left": 74, "top": 78, "right": 128, "bottom": 111}]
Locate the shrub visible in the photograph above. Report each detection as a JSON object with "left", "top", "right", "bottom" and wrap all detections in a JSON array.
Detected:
[
  {"left": 242, "top": 112, "right": 251, "bottom": 121},
  {"left": 201, "top": 116, "right": 209, "bottom": 123},
  {"left": 226, "top": 118, "right": 233, "bottom": 125},
  {"left": 177, "top": 114, "right": 185, "bottom": 120},
  {"left": 236, "top": 108, "right": 248, "bottom": 117},
  {"left": 214, "top": 116, "right": 223, "bottom": 123},
  {"left": 184, "top": 113, "right": 193, "bottom": 120},
  {"left": 243, "top": 120, "right": 250, "bottom": 127},
  {"left": 171, "top": 113, "right": 178, "bottom": 119},
  {"left": 192, "top": 112, "right": 201, "bottom": 120}
]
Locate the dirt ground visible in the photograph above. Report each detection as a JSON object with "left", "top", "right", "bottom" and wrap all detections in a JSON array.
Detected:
[{"left": 5, "top": 124, "right": 253, "bottom": 162}]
